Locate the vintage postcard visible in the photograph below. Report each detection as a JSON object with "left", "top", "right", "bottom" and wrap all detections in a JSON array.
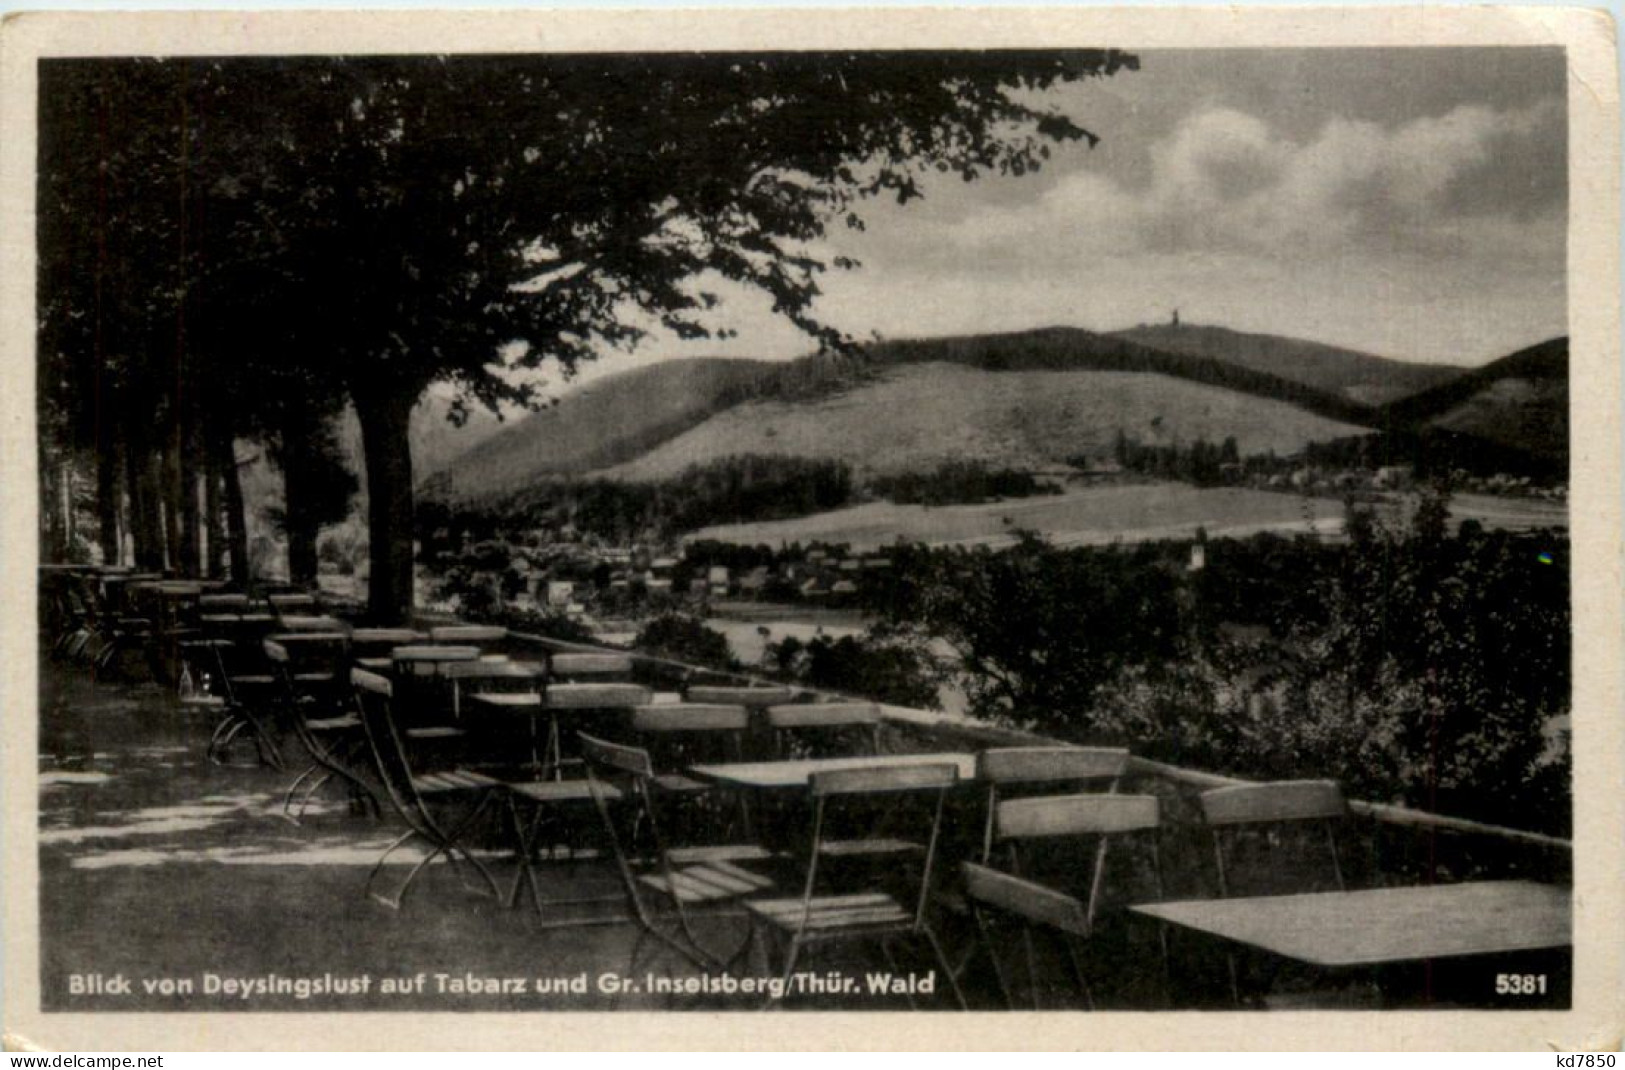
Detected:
[{"left": 1, "top": 6, "right": 1619, "bottom": 1052}]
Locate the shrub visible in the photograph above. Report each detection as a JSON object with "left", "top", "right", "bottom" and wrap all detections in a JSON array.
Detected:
[
  {"left": 634, "top": 615, "right": 738, "bottom": 673},
  {"left": 767, "top": 631, "right": 943, "bottom": 710}
]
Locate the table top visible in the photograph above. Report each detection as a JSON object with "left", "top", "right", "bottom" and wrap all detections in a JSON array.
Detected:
[
  {"left": 136, "top": 584, "right": 203, "bottom": 597},
  {"left": 467, "top": 692, "right": 544, "bottom": 710},
  {"left": 350, "top": 628, "right": 426, "bottom": 644},
  {"left": 1130, "top": 880, "right": 1570, "bottom": 968},
  {"left": 277, "top": 614, "right": 346, "bottom": 632},
  {"left": 392, "top": 645, "right": 481, "bottom": 663},
  {"left": 446, "top": 660, "right": 546, "bottom": 681},
  {"left": 199, "top": 613, "right": 278, "bottom": 625},
  {"left": 690, "top": 752, "right": 977, "bottom": 790},
  {"left": 267, "top": 631, "right": 350, "bottom": 644}
]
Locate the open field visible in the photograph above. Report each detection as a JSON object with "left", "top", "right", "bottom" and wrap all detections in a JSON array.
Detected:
[
  {"left": 690, "top": 484, "right": 1344, "bottom": 552},
  {"left": 689, "top": 484, "right": 1567, "bottom": 552}
]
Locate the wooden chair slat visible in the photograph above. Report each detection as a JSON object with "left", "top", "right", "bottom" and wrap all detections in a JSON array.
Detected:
[
  {"left": 349, "top": 628, "right": 424, "bottom": 644},
  {"left": 977, "top": 745, "right": 1130, "bottom": 785},
  {"left": 996, "top": 793, "right": 1159, "bottom": 840},
  {"left": 351, "top": 668, "right": 393, "bottom": 696},
  {"left": 545, "top": 683, "right": 651, "bottom": 708},
  {"left": 766, "top": 702, "right": 880, "bottom": 729},
  {"left": 632, "top": 704, "right": 750, "bottom": 733},
  {"left": 429, "top": 624, "right": 507, "bottom": 643},
  {"left": 1199, "top": 780, "right": 1346, "bottom": 826},
  {"left": 549, "top": 653, "right": 634, "bottom": 676},
  {"left": 962, "top": 861, "right": 1091, "bottom": 936},
  {"left": 686, "top": 685, "right": 797, "bottom": 707},
  {"left": 578, "top": 732, "right": 656, "bottom": 778}
]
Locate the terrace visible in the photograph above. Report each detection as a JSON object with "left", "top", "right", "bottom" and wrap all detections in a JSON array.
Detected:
[{"left": 37, "top": 571, "right": 1572, "bottom": 1013}]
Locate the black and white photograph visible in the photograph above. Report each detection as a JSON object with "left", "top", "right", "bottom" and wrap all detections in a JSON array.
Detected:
[{"left": 4, "top": 6, "right": 1620, "bottom": 1051}]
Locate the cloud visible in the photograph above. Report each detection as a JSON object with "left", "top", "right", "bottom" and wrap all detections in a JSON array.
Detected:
[
  {"left": 888, "top": 100, "right": 1564, "bottom": 265},
  {"left": 1129, "top": 101, "right": 1565, "bottom": 259},
  {"left": 582, "top": 97, "right": 1568, "bottom": 370}
]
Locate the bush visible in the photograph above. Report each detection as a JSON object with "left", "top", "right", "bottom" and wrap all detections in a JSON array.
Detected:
[
  {"left": 634, "top": 615, "right": 738, "bottom": 673},
  {"left": 766, "top": 632, "right": 942, "bottom": 710}
]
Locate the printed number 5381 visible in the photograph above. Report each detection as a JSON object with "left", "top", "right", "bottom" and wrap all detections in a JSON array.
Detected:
[{"left": 1495, "top": 973, "right": 1548, "bottom": 995}]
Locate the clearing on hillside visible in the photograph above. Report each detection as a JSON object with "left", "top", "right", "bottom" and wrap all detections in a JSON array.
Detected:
[{"left": 605, "top": 363, "right": 1368, "bottom": 482}]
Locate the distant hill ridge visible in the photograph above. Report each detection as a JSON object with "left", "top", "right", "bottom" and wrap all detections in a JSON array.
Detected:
[
  {"left": 1112, "top": 323, "right": 1461, "bottom": 405},
  {"left": 424, "top": 357, "right": 792, "bottom": 500},
  {"left": 1378, "top": 336, "right": 1567, "bottom": 427},
  {"left": 1379, "top": 336, "right": 1568, "bottom": 465},
  {"left": 423, "top": 324, "right": 1566, "bottom": 503},
  {"left": 866, "top": 326, "right": 1381, "bottom": 426}
]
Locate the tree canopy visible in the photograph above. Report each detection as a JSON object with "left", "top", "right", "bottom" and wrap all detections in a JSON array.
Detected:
[{"left": 39, "top": 50, "right": 1138, "bottom": 619}]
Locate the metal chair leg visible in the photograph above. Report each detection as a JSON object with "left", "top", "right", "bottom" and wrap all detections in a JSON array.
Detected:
[
  {"left": 922, "top": 924, "right": 968, "bottom": 1009},
  {"left": 972, "top": 905, "right": 1017, "bottom": 1010},
  {"left": 1063, "top": 934, "right": 1096, "bottom": 1011},
  {"left": 281, "top": 763, "right": 324, "bottom": 822},
  {"left": 364, "top": 828, "right": 422, "bottom": 909},
  {"left": 761, "top": 935, "right": 802, "bottom": 1010}
]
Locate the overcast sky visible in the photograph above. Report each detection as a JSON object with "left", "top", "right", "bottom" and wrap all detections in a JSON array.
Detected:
[{"left": 545, "top": 47, "right": 1568, "bottom": 392}]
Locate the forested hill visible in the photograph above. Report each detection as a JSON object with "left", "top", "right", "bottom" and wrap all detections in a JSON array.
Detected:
[
  {"left": 421, "top": 358, "right": 785, "bottom": 500},
  {"left": 1378, "top": 336, "right": 1569, "bottom": 464},
  {"left": 865, "top": 327, "right": 1381, "bottom": 427},
  {"left": 1112, "top": 323, "right": 1461, "bottom": 405}
]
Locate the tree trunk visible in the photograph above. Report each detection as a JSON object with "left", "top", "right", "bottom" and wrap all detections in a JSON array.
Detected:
[
  {"left": 178, "top": 424, "right": 203, "bottom": 578},
  {"left": 95, "top": 427, "right": 122, "bottom": 567},
  {"left": 160, "top": 438, "right": 183, "bottom": 574},
  {"left": 354, "top": 388, "right": 417, "bottom": 625},
  {"left": 62, "top": 461, "right": 76, "bottom": 555},
  {"left": 39, "top": 459, "right": 63, "bottom": 563},
  {"left": 215, "top": 429, "right": 249, "bottom": 585},
  {"left": 203, "top": 443, "right": 225, "bottom": 579},
  {"left": 125, "top": 442, "right": 164, "bottom": 571},
  {"left": 281, "top": 444, "right": 320, "bottom": 588}
]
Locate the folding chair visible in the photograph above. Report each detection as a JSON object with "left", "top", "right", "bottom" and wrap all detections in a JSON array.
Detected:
[
  {"left": 349, "top": 628, "right": 424, "bottom": 671},
  {"left": 766, "top": 702, "right": 882, "bottom": 758},
  {"left": 976, "top": 746, "right": 1131, "bottom": 862},
  {"left": 538, "top": 681, "right": 651, "bottom": 779},
  {"left": 744, "top": 763, "right": 966, "bottom": 1009},
  {"left": 580, "top": 732, "right": 774, "bottom": 971},
  {"left": 1200, "top": 779, "right": 1348, "bottom": 896},
  {"left": 1199, "top": 779, "right": 1348, "bottom": 1004},
  {"left": 266, "top": 639, "right": 381, "bottom": 823},
  {"left": 631, "top": 704, "right": 750, "bottom": 784},
  {"left": 351, "top": 668, "right": 506, "bottom": 910},
  {"left": 267, "top": 592, "right": 318, "bottom": 626},
  {"left": 200, "top": 640, "right": 288, "bottom": 771},
  {"left": 501, "top": 760, "right": 624, "bottom": 919},
  {"left": 444, "top": 658, "right": 543, "bottom": 720},
  {"left": 964, "top": 792, "right": 1163, "bottom": 1009},
  {"left": 630, "top": 704, "right": 754, "bottom": 840},
  {"left": 198, "top": 592, "right": 253, "bottom": 614}
]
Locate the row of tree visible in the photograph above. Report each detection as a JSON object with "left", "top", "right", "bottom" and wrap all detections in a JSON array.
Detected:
[
  {"left": 38, "top": 51, "right": 1136, "bottom": 621},
  {"left": 492, "top": 455, "right": 857, "bottom": 545},
  {"left": 1101, "top": 431, "right": 1243, "bottom": 486}
]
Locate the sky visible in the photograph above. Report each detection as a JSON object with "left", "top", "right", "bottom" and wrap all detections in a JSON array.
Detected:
[{"left": 531, "top": 47, "right": 1570, "bottom": 394}]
